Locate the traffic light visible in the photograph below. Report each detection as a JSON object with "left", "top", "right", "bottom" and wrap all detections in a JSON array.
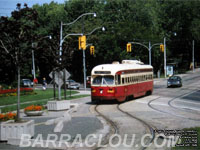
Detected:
[
  {"left": 78, "top": 35, "right": 86, "bottom": 50},
  {"left": 90, "top": 46, "right": 95, "bottom": 55},
  {"left": 160, "top": 44, "right": 164, "bottom": 52},
  {"left": 127, "top": 43, "right": 131, "bottom": 52}
]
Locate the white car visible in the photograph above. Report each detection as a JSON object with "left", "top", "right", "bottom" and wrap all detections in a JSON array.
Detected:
[
  {"left": 21, "top": 79, "right": 33, "bottom": 87},
  {"left": 66, "top": 79, "right": 80, "bottom": 90}
]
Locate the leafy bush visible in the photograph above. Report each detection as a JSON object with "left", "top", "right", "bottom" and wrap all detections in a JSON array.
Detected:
[
  {"left": 0, "top": 112, "right": 16, "bottom": 121},
  {"left": 24, "top": 105, "right": 43, "bottom": 112},
  {"left": 0, "top": 88, "right": 35, "bottom": 97}
]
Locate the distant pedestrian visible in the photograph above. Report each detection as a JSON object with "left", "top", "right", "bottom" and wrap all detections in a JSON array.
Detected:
[{"left": 42, "top": 78, "right": 47, "bottom": 90}]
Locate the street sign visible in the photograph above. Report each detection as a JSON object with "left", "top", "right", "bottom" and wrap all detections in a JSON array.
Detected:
[
  {"left": 166, "top": 66, "right": 173, "bottom": 77},
  {"left": 63, "top": 68, "right": 71, "bottom": 80},
  {"left": 49, "top": 69, "right": 71, "bottom": 86}
]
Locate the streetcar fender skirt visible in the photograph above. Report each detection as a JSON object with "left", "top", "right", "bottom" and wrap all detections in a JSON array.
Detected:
[{"left": 91, "top": 96, "right": 116, "bottom": 100}]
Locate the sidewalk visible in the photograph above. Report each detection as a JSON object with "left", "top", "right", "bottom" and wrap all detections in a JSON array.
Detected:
[
  {"left": 0, "top": 89, "right": 91, "bottom": 110},
  {"left": 154, "top": 68, "right": 200, "bottom": 81},
  {"left": 0, "top": 93, "right": 106, "bottom": 150}
]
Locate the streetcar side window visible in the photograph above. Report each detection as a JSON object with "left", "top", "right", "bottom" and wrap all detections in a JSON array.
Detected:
[
  {"left": 122, "top": 78, "right": 124, "bottom": 84},
  {"left": 118, "top": 75, "right": 121, "bottom": 85},
  {"left": 115, "top": 75, "right": 121, "bottom": 85}
]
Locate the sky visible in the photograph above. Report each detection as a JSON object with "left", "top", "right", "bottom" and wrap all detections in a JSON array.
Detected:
[{"left": 0, "top": 0, "right": 65, "bottom": 16}]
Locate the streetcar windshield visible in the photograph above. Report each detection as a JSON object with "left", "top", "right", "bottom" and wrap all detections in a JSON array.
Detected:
[{"left": 92, "top": 75, "right": 114, "bottom": 85}]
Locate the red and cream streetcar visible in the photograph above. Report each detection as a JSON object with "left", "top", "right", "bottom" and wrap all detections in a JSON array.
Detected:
[{"left": 91, "top": 60, "right": 153, "bottom": 102}]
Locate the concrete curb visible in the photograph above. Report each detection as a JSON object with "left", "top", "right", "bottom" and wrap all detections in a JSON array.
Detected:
[
  {"left": 7, "top": 116, "right": 110, "bottom": 150},
  {"left": 7, "top": 102, "right": 110, "bottom": 150}
]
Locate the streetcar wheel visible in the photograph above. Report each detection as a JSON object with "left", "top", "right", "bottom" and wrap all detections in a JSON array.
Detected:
[
  {"left": 146, "top": 91, "right": 152, "bottom": 96},
  {"left": 91, "top": 98, "right": 100, "bottom": 104}
]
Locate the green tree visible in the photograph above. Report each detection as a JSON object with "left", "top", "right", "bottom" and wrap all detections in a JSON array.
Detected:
[
  {"left": 0, "top": 3, "right": 39, "bottom": 121},
  {"left": 150, "top": 0, "right": 200, "bottom": 71}
]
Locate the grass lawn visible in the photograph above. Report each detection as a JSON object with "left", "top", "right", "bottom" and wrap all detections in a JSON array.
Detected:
[
  {"left": 0, "top": 89, "right": 90, "bottom": 113},
  {"left": 0, "top": 89, "right": 78, "bottom": 106},
  {"left": 173, "top": 127, "right": 200, "bottom": 150},
  {"left": 1, "top": 94, "right": 89, "bottom": 113}
]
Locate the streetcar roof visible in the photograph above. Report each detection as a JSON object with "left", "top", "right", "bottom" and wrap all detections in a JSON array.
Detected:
[{"left": 91, "top": 61, "right": 153, "bottom": 75}]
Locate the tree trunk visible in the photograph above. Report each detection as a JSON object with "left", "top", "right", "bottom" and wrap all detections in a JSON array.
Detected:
[
  {"left": 63, "top": 69, "right": 66, "bottom": 99},
  {"left": 53, "top": 69, "right": 56, "bottom": 100},
  {"left": 16, "top": 66, "right": 21, "bottom": 122}
]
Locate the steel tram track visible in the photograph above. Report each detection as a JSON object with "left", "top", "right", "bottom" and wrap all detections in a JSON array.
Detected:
[
  {"left": 94, "top": 103, "right": 155, "bottom": 150},
  {"left": 94, "top": 104, "right": 119, "bottom": 150},
  {"left": 147, "top": 89, "right": 200, "bottom": 121},
  {"left": 168, "top": 89, "right": 200, "bottom": 113},
  {"left": 117, "top": 103, "right": 155, "bottom": 150}
]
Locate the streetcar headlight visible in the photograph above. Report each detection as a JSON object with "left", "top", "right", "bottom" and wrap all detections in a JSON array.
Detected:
[
  {"left": 92, "top": 89, "right": 96, "bottom": 93},
  {"left": 107, "top": 89, "right": 114, "bottom": 93}
]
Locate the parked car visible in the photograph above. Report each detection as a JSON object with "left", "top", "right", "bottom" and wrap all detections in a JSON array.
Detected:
[
  {"left": 21, "top": 79, "right": 33, "bottom": 87},
  {"left": 66, "top": 79, "right": 80, "bottom": 90},
  {"left": 86, "top": 76, "right": 91, "bottom": 88},
  {"left": 167, "top": 76, "right": 182, "bottom": 87}
]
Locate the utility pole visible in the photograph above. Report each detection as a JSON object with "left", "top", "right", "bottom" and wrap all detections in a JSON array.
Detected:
[
  {"left": 192, "top": 40, "right": 195, "bottom": 72},
  {"left": 32, "top": 50, "right": 36, "bottom": 79},
  {"left": 59, "top": 12, "right": 96, "bottom": 92},
  {"left": 164, "top": 37, "right": 167, "bottom": 78},
  {"left": 149, "top": 41, "right": 151, "bottom": 65},
  {"left": 82, "top": 17, "right": 87, "bottom": 91},
  {"left": 58, "top": 21, "right": 63, "bottom": 100}
]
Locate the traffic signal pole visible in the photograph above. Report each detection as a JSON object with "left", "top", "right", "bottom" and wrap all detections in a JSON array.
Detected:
[
  {"left": 128, "top": 41, "right": 162, "bottom": 66},
  {"left": 164, "top": 37, "right": 167, "bottom": 78},
  {"left": 192, "top": 40, "right": 195, "bottom": 73},
  {"left": 149, "top": 41, "right": 151, "bottom": 65}
]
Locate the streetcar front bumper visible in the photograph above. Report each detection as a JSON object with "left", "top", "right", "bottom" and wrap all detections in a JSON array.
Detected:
[{"left": 91, "top": 87, "right": 115, "bottom": 100}]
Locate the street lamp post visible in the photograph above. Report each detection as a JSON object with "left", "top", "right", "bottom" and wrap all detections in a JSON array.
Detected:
[
  {"left": 163, "top": 33, "right": 176, "bottom": 78},
  {"left": 58, "top": 33, "right": 83, "bottom": 100},
  {"left": 32, "top": 49, "right": 36, "bottom": 79},
  {"left": 164, "top": 37, "right": 167, "bottom": 78},
  {"left": 83, "top": 26, "right": 105, "bottom": 90},
  {"left": 85, "top": 27, "right": 105, "bottom": 36},
  {"left": 32, "top": 35, "right": 52, "bottom": 80},
  {"left": 192, "top": 40, "right": 195, "bottom": 72},
  {"left": 149, "top": 41, "right": 151, "bottom": 65},
  {"left": 58, "top": 12, "right": 96, "bottom": 99},
  {"left": 59, "top": 13, "right": 96, "bottom": 63}
]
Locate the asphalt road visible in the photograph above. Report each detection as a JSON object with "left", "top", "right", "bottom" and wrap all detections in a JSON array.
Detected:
[
  {"left": 1, "top": 69, "right": 200, "bottom": 150},
  {"left": 153, "top": 70, "right": 200, "bottom": 112}
]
